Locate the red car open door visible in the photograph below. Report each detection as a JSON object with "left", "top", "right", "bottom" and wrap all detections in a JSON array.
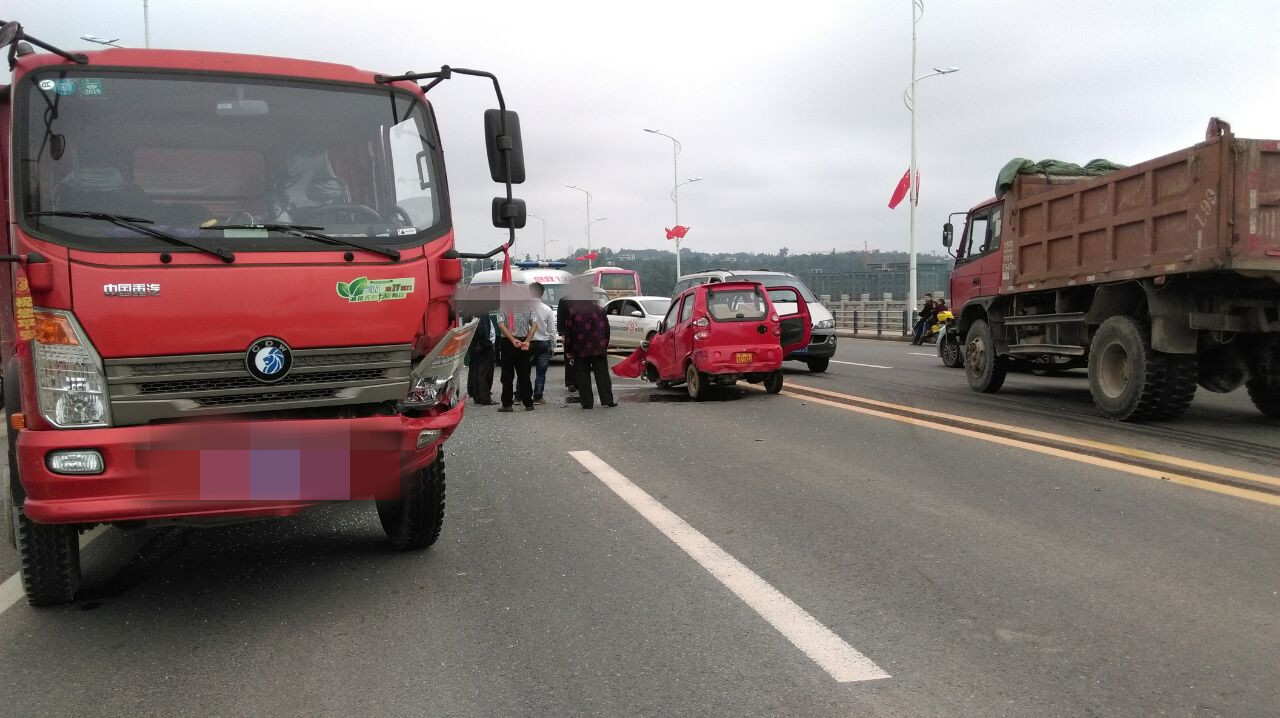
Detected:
[{"left": 765, "top": 286, "right": 812, "bottom": 355}]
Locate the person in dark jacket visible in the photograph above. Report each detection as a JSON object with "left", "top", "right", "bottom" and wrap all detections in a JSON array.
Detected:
[
  {"left": 556, "top": 293, "right": 578, "bottom": 401},
  {"left": 466, "top": 313, "right": 498, "bottom": 405},
  {"left": 564, "top": 298, "right": 615, "bottom": 409}
]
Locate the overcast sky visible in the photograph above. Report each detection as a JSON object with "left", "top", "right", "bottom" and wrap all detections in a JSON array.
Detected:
[{"left": 10, "top": 1, "right": 1279, "bottom": 259}]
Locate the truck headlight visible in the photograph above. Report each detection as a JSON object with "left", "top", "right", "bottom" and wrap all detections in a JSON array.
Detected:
[
  {"left": 815, "top": 318, "right": 835, "bottom": 329},
  {"left": 32, "top": 309, "right": 111, "bottom": 428},
  {"left": 402, "top": 319, "right": 479, "bottom": 410},
  {"left": 404, "top": 375, "right": 458, "bottom": 408}
]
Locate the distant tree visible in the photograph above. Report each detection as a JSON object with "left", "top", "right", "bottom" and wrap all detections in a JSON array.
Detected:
[{"left": 779, "top": 247, "right": 789, "bottom": 258}]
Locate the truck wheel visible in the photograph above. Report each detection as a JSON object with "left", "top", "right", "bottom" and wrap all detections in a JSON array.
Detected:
[
  {"left": 939, "top": 334, "right": 964, "bottom": 368},
  {"left": 764, "top": 371, "right": 784, "bottom": 394},
  {"left": 685, "top": 363, "right": 707, "bottom": 401},
  {"left": 13, "top": 505, "right": 81, "bottom": 606},
  {"left": 806, "top": 357, "right": 829, "bottom": 373},
  {"left": 1088, "top": 316, "right": 1194, "bottom": 421},
  {"left": 376, "top": 450, "right": 446, "bottom": 550},
  {"left": 1155, "top": 354, "right": 1198, "bottom": 419},
  {"left": 964, "top": 319, "right": 1008, "bottom": 393},
  {"left": 1246, "top": 350, "right": 1280, "bottom": 419}
]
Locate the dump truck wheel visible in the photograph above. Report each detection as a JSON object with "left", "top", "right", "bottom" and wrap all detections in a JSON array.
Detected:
[
  {"left": 1246, "top": 348, "right": 1280, "bottom": 419},
  {"left": 14, "top": 504, "right": 81, "bottom": 607},
  {"left": 1088, "top": 316, "right": 1190, "bottom": 421},
  {"left": 964, "top": 319, "right": 1007, "bottom": 392},
  {"left": 1155, "top": 354, "right": 1198, "bottom": 419},
  {"left": 377, "top": 450, "right": 446, "bottom": 550}
]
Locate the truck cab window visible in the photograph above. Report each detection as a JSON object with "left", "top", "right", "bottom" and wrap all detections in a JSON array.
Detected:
[{"left": 961, "top": 216, "right": 989, "bottom": 261}]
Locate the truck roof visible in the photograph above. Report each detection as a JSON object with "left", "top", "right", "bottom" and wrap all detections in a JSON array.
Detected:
[{"left": 15, "top": 47, "right": 419, "bottom": 94}]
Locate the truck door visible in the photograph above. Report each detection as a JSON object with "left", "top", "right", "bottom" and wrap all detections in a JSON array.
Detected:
[
  {"left": 766, "top": 286, "right": 812, "bottom": 354},
  {"left": 951, "top": 203, "right": 1004, "bottom": 309}
]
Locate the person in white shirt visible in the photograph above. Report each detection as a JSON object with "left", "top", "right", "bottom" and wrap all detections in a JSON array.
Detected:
[{"left": 527, "top": 283, "right": 558, "bottom": 404}]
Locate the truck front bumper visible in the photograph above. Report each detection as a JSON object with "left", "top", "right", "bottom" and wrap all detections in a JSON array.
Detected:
[{"left": 17, "top": 403, "right": 465, "bottom": 525}]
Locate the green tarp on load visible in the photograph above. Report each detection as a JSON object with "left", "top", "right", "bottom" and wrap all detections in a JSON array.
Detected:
[{"left": 995, "top": 158, "right": 1126, "bottom": 198}]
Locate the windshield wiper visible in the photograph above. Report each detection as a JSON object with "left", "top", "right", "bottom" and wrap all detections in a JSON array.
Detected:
[
  {"left": 202, "top": 223, "right": 401, "bottom": 262},
  {"left": 30, "top": 211, "right": 235, "bottom": 263}
]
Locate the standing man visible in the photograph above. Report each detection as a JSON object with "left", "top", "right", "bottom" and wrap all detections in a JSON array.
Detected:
[
  {"left": 557, "top": 291, "right": 579, "bottom": 403},
  {"left": 912, "top": 293, "right": 937, "bottom": 345},
  {"left": 465, "top": 311, "right": 497, "bottom": 405},
  {"left": 564, "top": 296, "right": 616, "bottom": 410},
  {"left": 497, "top": 294, "right": 539, "bottom": 412},
  {"left": 526, "top": 283, "right": 557, "bottom": 405}
]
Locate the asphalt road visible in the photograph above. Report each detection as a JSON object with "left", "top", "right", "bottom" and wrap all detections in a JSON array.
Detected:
[{"left": 1, "top": 338, "right": 1277, "bottom": 716}]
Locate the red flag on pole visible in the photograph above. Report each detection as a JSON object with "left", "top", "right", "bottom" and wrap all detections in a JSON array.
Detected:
[
  {"left": 575, "top": 251, "right": 598, "bottom": 261},
  {"left": 665, "top": 225, "right": 690, "bottom": 240},
  {"left": 888, "top": 168, "right": 912, "bottom": 209}
]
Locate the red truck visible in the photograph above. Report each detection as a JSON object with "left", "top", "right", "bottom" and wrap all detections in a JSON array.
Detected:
[
  {"left": 0, "top": 20, "right": 530, "bottom": 604},
  {"left": 941, "top": 119, "right": 1280, "bottom": 421}
]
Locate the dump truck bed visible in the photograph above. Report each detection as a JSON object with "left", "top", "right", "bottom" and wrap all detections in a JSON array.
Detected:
[{"left": 1002, "top": 130, "right": 1280, "bottom": 293}]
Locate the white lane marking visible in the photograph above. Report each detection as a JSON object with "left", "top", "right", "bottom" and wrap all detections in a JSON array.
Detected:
[
  {"left": 0, "top": 525, "right": 106, "bottom": 615},
  {"left": 907, "top": 352, "right": 935, "bottom": 357},
  {"left": 830, "top": 360, "right": 893, "bottom": 369},
  {"left": 569, "top": 450, "right": 889, "bottom": 683}
]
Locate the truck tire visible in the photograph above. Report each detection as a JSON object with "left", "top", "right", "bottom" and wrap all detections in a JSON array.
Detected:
[
  {"left": 1155, "top": 354, "right": 1198, "bottom": 419},
  {"left": 685, "top": 363, "right": 707, "bottom": 401},
  {"left": 376, "top": 450, "right": 446, "bottom": 550},
  {"left": 964, "top": 319, "right": 1008, "bottom": 392},
  {"left": 1246, "top": 350, "right": 1280, "bottom": 419},
  {"left": 806, "top": 357, "right": 830, "bottom": 373},
  {"left": 763, "top": 371, "right": 784, "bottom": 394},
  {"left": 1088, "top": 316, "right": 1195, "bottom": 421},
  {"left": 14, "top": 507, "right": 81, "bottom": 606}
]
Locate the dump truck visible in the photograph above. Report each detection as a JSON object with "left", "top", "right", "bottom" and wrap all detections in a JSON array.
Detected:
[
  {"left": 0, "top": 19, "right": 530, "bottom": 604},
  {"left": 941, "top": 118, "right": 1280, "bottom": 420}
]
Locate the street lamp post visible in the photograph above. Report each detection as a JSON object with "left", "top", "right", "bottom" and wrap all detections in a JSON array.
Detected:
[
  {"left": 589, "top": 217, "right": 608, "bottom": 262},
  {"left": 643, "top": 129, "right": 701, "bottom": 279},
  {"left": 905, "top": 0, "right": 958, "bottom": 313},
  {"left": 529, "top": 213, "right": 549, "bottom": 259},
  {"left": 565, "top": 185, "right": 595, "bottom": 269}
]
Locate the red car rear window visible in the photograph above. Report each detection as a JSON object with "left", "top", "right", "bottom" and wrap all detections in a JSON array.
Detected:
[{"left": 706, "top": 288, "right": 767, "bottom": 322}]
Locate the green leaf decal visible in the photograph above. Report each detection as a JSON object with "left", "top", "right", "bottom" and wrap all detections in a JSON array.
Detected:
[
  {"left": 349, "top": 277, "right": 369, "bottom": 296},
  {"left": 336, "top": 282, "right": 351, "bottom": 298}
]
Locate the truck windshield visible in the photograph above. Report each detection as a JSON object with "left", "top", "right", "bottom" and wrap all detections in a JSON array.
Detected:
[{"left": 17, "top": 70, "right": 445, "bottom": 252}]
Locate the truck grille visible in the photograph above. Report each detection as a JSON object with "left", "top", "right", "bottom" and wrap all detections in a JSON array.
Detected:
[{"left": 105, "top": 345, "right": 412, "bottom": 425}]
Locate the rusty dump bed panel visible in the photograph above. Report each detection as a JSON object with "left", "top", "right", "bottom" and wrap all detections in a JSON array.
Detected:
[{"left": 1002, "top": 134, "right": 1280, "bottom": 293}]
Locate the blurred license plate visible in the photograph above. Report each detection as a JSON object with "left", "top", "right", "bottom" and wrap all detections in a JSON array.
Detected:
[{"left": 735, "top": 352, "right": 753, "bottom": 364}]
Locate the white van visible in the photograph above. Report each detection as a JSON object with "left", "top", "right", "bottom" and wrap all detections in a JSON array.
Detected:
[
  {"left": 468, "top": 262, "right": 575, "bottom": 356},
  {"left": 672, "top": 269, "right": 837, "bottom": 372}
]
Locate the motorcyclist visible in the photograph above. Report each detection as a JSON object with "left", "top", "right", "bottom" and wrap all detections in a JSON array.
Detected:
[{"left": 911, "top": 293, "right": 937, "bottom": 345}]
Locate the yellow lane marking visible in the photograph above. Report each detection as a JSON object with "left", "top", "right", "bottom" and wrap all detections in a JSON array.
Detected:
[
  {"left": 787, "top": 382, "right": 1280, "bottom": 490},
  {"left": 780, "top": 391, "right": 1280, "bottom": 509}
]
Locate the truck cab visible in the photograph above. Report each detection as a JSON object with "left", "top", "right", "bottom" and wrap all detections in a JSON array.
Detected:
[{"left": 1, "top": 22, "right": 527, "bottom": 605}]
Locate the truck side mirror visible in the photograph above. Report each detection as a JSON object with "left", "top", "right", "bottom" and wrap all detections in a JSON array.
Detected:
[
  {"left": 0, "top": 21, "right": 23, "bottom": 46},
  {"left": 484, "top": 109, "right": 526, "bottom": 184},
  {"left": 491, "top": 197, "right": 527, "bottom": 229},
  {"left": 942, "top": 222, "right": 954, "bottom": 248}
]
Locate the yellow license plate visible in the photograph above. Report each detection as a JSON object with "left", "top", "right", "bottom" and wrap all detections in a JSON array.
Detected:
[{"left": 735, "top": 352, "right": 753, "bottom": 364}]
